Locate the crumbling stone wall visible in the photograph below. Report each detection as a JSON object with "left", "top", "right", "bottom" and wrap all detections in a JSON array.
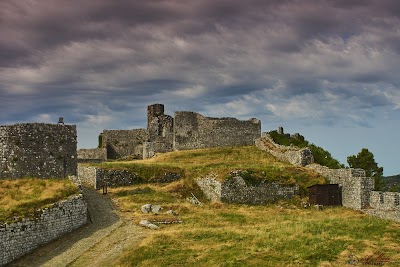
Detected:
[
  {"left": 0, "top": 123, "right": 77, "bottom": 179},
  {"left": 77, "top": 166, "right": 181, "bottom": 189},
  {"left": 195, "top": 173, "right": 221, "bottom": 201},
  {"left": 174, "top": 111, "right": 261, "bottom": 150},
  {"left": 0, "top": 194, "right": 87, "bottom": 266},
  {"left": 77, "top": 148, "right": 106, "bottom": 162},
  {"left": 147, "top": 104, "right": 174, "bottom": 153},
  {"left": 196, "top": 174, "right": 299, "bottom": 204},
  {"left": 221, "top": 176, "right": 299, "bottom": 204},
  {"left": 101, "top": 129, "right": 148, "bottom": 160},
  {"left": 306, "top": 164, "right": 374, "bottom": 210},
  {"left": 255, "top": 133, "right": 313, "bottom": 166},
  {"left": 369, "top": 191, "right": 400, "bottom": 210}
]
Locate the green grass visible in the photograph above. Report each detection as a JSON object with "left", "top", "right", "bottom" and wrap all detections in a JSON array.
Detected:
[
  {"left": 86, "top": 146, "right": 327, "bottom": 196},
  {"left": 109, "top": 184, "right": 400, "bottom": 267},
  {"left": 0, "top": 178, "right": 79, "bottom": 222}
]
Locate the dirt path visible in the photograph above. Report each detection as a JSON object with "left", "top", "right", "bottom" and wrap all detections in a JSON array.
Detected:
[{"left": 9, "top": 187, "right": 146, "bottom": 267}]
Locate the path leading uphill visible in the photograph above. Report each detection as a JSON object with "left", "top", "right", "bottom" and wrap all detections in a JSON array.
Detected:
[{"left": 9, "top": 186, "right": 146, "bottom": 267}]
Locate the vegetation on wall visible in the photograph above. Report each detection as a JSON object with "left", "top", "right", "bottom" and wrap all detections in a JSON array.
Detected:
[
  {"left": 347, "top": 148, "right": 385, "bottom": 191},
  {"left": 91, "top": 146, "right": 327, "bottom": 196},
  {"left": 0, "top": 178, "right": 79, "bottom": 222},
  {"left": 269, "top": 131, "right": 344, "bottom": 169}
]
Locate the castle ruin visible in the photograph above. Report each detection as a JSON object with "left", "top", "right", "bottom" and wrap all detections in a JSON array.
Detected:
[
  {"left": 0, "top": 123, "right": 77, "bottom": 179},
  {"left": 89, "top": 104, "right": 261, "bottom": 160}
]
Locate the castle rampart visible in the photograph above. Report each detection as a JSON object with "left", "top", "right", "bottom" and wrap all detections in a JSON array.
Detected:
[
  {"left": 0, "top": 194, "right": 87, "bottom": 266},
  {"left": 101, "top": 129, "right": 148, "bottom": 160},
  {"left": 174, "top": 111, "right": 261, "bottom": 150},
  {"left": 97, "top": 104, "right": 261, "bottom": 160},
  {"left": 0, "top": 123, "right": 77, "bottom": 179}
]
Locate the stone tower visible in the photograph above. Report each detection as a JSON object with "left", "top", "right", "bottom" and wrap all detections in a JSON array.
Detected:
[{"left": 147, "top": 104, "right": 165, "bottom": 129}]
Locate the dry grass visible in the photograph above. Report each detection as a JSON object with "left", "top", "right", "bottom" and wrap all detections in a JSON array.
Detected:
[
  {"left": 108, "top": 183, "right": 400, "bottom": 267},
  {"left": 92, "top": 146, "right": 327, "bottom": 195},
  {"left": 0, "top": 178, "right": 79, "bottom": 222}
]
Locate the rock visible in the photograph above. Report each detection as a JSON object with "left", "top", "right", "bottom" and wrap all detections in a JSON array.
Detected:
[
  {"left": 151, "top": 205, "right": 162, "bottom": 214},
  {"left": 139, "top": 220, "right": 159, "bottom": 230},
  {"left": 141, "top": 204, "right": 152, "bottom": 213},
  {"left": 166, "top": 210, "right": 178, "bottom": 216}
]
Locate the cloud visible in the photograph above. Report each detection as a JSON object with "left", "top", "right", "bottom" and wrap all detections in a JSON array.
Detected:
[{"left": 0, "top": 0, "right": 399, "bottom": 146}]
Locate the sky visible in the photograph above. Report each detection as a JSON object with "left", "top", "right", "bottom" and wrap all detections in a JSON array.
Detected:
[{"left": 1, "top": 0, "right": 399, "bottom": 175}]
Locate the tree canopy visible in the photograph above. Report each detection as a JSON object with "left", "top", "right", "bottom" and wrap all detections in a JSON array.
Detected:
[{"left": 347, "top": 148, "right": 385, "bottom": 190}]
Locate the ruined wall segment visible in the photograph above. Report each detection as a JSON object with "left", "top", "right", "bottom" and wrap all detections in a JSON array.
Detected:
[
  {"left": 77, "top": 148, "right": 106, "bottom": 162},
  {"left": 306, "top": 164, "right": 374, "bottom": 210},
  {"left": 174, "top": 111, "right": 261, "bottom": 150},
  {"left": 255, "top": 133, "right": 313, "bottom": 166},
  {"left": 101, "top": 129, "right": 148, "bottom": 160},
  {"left": 0, "top": 194, "right": 87, "bottom": 266},
  {"left": 0, "top": 123, "right": 77, "bottom": 179},
  {"left": 147, "top": 104, "right": 174, "bottom": 153}
]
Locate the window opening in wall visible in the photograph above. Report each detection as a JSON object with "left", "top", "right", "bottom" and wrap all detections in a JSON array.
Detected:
[
  {"left": 379, "top": 193, "right": 384, "bottom": 204},
  {"left": 394, "top": 194, "right": 399, "bottom": 206}
]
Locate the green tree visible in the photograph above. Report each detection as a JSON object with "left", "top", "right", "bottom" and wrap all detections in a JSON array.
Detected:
[{"left": 347, "top": 148, "right": 385, "bottom": 190}]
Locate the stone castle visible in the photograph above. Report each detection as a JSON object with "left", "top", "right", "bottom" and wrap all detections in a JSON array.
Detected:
[
  {"left": 78, "top": 103, "right": 261, "bottom": 161},
  {"left": 0, "top": 123, "right": 77, "bottom": 179}
]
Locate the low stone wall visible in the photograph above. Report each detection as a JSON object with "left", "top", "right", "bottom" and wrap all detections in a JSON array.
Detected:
[
  {"left": 221, "top": 176, "right": 299, "bottom": 205},
  {"left": 77, "top": 148, "right": 106, "bottom": 163},
  {"left": 364, "top": 209, "right": 400, "bottom": 223},
  {"left": 306, "top": 164, "right": 374, "bottom": 210},
  {"left": 255, "top": 133, "right": 313, "bottom": 167},
  {"left": 77, "top": 166, "right": 181, "bottom": 189},
  {"left": 0, "top": 194, "right": 87, "bottom": 266},
  {"left": 196, "top": 174, "right": 299, "bottom": 205},
  {"left": 370, "top": 191, "right": 400, "bottom": 210}
]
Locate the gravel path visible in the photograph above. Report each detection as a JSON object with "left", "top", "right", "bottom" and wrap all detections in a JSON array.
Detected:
[{"left": 9, "top": 186, "right": 146, "bottom": 267}]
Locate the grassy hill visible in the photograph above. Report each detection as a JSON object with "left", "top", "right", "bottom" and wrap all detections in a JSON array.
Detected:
[{"left": 89, "top": 146, "right": 327, "bottom": 196}]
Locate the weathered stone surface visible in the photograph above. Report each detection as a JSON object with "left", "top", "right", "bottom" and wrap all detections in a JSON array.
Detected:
[
  {"left": 0, "top": 194, "right": 87, "bottom": 266},
  {"left": 139, "top": 220, "right": 159, "bottom": 230},
  {"left": 196, "top": 173, "right": 221, "bottom": 201},
  {"left": 78, "top": 166, "right": 142, "bottom": 189},
  {"left": 141, "top": 204, "right": 152, "bottom": 213},
  {"left": 255, "top": 133, "right": 314, "bottom": 167},
  {"left": 307, "top": 164, "right": 374, "bottom": 210},
  {"left": 174, "top": 111, "right": 261, "bottom": 150},
  {"left": 151, "top": 205, "right": 162, "bottom": 214},
  {"left": 77, "top": 148, "right": 106, "bottom": 163},
  {"left": 0, "top": 123, "right": 77, "bottom": 179},
  {"left": 101, "top": 129, "right": 148, "bottom": 160},
  {"left": 221, "top": 176, "right": 299, "bottom": 205}
]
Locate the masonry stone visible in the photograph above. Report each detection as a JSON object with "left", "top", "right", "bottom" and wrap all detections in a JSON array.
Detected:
[
  {"left": 0, "top": 123, "right": 77, "bottom": 179},
  {"left": 0, "top": 194, "right": 87, "bottom": 266},
  {"left": 174, "top": 111, "right": 261, "bottom": 151},
  {"left": 97, "top": 104, "right": 261, "bottom": 160}
]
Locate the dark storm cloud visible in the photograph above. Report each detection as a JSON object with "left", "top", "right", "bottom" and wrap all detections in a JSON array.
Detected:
[{"left": 1, "top": 0, "right": 400, "bottom": 134}]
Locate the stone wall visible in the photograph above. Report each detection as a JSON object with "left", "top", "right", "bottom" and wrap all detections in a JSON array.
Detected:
[
  {"left": 306, "top": 164, "right": 374, "bottom": 210},
  {"left": 195, "top": 173, "right": 222, "bottom": 201},
  {"left": 77, "top": 166, "right": 100, "bottom": 189},
  {"left": 0, "top": 194, "right": 87, "bottom": 266},
  {"left": 370, "top": 191, "right": 400, "bottom": 210},
  {"left": 77, "top": 148, "right": 106, "bottom": 162},
  {"left": 255, "top": 133, "right": 313, "bottom": 166},
  {"left": 196, "top": 174, "right": 299, "bottom": 204},
  {"left": 174, "top": 111, "right": 261, "bottom": 150},
  {"left": 101, "top": 129, "right": 148, "bottom": 160},
  {"left": 0, "top": 123, "right": 77, "bottom": 179},
  {"left": 147, "top": 104, "right": 174, "bottom": 153},
  {"left": 77, "top": 166, "right": 181, "bottom": 189},
  {"left": 221, "top": 176, "right": 299, "bottom": 205}
]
